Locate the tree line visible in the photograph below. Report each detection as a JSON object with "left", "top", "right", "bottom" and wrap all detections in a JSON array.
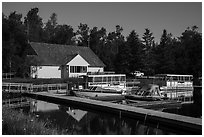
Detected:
[{"left": 2, "top": 7, "right": 202, "bottom": 80}]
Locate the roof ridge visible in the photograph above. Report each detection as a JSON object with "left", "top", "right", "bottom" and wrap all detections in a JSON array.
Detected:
[{"left": 30, "top": 42, "right": 89, "bottom": 48}]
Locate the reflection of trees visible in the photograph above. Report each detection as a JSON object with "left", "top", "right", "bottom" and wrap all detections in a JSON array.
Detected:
[
  {"left": 29, "top": 102, "right": 177, "bottom": 135},
  {"left": 58, "top": 105, "right": 175, "bottom": 135}
]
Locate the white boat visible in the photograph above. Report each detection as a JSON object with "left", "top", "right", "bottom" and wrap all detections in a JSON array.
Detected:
[
  {"left": 155, "top": 74, "right": 193, "bottom": 98},
  {"left": 82, "top": 72, "right": 127, "bottom": 93}
]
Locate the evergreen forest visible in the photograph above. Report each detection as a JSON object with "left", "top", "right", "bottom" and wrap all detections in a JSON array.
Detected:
[{"left": 2, "top": 8, "right": 202, "bottom": 80}]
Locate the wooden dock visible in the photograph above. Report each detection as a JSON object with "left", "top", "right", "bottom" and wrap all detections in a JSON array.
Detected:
[{"left": 23, "top": 92, "right": 202, "bottom": 134}]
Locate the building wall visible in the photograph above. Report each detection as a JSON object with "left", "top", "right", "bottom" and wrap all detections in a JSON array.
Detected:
[
  {"left": 88, "top": 67, "right": 104, "bottom": 72},
  {"left": 31, "top": 66, "right": 61, "bottom": 78},
  {"left": 67, "top": 54, "right": 89, "bottom": 78},
  {"left": 61, "top": 65, "right": 69, "bottom": 79},
  {"left": 30, "top": 54, "right": 104, "bottom": 78}
]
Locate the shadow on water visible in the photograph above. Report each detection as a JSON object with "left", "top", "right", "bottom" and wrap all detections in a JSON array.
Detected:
[
  {"left": 8, "top": 97, "right": 193, "bottom": 135},
  {"left": 162, "top": 103, "right": 202, "bottom": 118}
]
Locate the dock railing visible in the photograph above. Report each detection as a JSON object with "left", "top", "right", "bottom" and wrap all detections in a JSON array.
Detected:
[
  {"left": 2, "top": 97, "right": 30, "bottom": 108},
  {"left": 2, "top": 73, "right": 15, "bottom": 79},
  {"left": 33, "top": 83, "right": 68, "bottom": 93},
  {"left": 2, "top": 82, "right": 33, "bottom": 93},
  {"left": 2, "top": 82, "right": 68, "bottom": 93}
]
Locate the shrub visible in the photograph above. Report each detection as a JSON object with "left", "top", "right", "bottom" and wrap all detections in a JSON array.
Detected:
[{"left": 2, "top": 108, "right": 63, "bottom": 135}]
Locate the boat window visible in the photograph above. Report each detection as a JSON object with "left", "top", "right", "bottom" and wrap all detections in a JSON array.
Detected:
[
  {"left": 94, "top": 77, "right": 102, "bottom": 82},
  {"left": 115, "top": 76, "right": 120, "bottom": 82},
  {"left": 166, "top": 76, "right": 170, "bottom": 81},
  {"left": 121, "top": 76, "right": 126, "bottom": 82},
  {"left": 111, "top": 76, "right": 115, "bottom": 82},
  {"left": 89, "top": 87, "right": 93, "bottom": 90},
  {"left": 102, "top": 77, "right": 107, "bottom": 83},
  {"left": 172, "top": 76, "right": 178, "bottom": 81},
  {"left": 92, "top": 87, "right": 97, "bottom": 90},
  {"left": 185, "top": 76, "right": 191, "bottom": 81},
  {"left": 88, "top": 77, "right": 93, "bottom": 82},
  {"left": 107, "top": 77, "right": 112, "bottom": 82}
]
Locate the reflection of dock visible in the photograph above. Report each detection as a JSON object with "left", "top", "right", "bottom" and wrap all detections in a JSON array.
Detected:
[
  {"left": 24, "top": 92, "right": 201, "bottom": 134},
  {"left": 2, "top": 82, "right": 68, "bottom": 93},
  {"left": 125, "top": 100, "right": 182, "bottom": 110},
  {"left": 2, "top": 98, "right": 30, "bottom": 109}
]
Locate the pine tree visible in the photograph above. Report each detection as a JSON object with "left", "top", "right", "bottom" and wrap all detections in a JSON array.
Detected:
[
  {"left": 142, "top": 28, "right": 155, "bottom": 75},
  {"left": 24, "top": 7, "right": 43, "bottom": 42},
  {"left": 126, "top": 30, "right": 144, "bottom": 73}
]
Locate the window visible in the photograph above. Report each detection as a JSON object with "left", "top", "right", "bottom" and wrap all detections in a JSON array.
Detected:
[
  {"left": 172, "top": 76, "right": 178, "bottom": 81},
  {"left": 70, "top": 66, "right": 87, "bottom": 73},
  {"left": 121, "top": 76, "right": 126, "bottom": 82}
]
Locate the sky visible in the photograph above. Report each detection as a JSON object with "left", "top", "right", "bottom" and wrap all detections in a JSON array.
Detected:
[{"left": 2, "top": 2, "right": 202, "bottom": 42}]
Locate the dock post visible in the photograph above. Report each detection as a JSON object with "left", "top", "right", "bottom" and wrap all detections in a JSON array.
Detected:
[
  {"left": 8, "top": 99, "right": 10, "bottom": 107},
  {"left": 60, "top": 84, "right": 61, "bottom": 92},
  {"left": 20, "top": 84, "right": 22, "bottom": 93},
  {"left": 176, "top": 87, "right": 177, "bottom": 98},
  {"left": 8, "top": 83, "right": 10, "bottom": 92},
  {"left": 156, "top": 123, "right": 160, "bottom": 135},
  {"left": 66, "top": 83, "right": 70, "bottom": 95},
  {"left": 57, "top": 84, "right": 59, "bottom": 94},
  {"left": 144, "top": 113, "right": 148, "bottom": 125}
]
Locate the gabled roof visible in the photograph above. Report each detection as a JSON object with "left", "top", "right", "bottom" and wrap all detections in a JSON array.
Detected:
[{"left": 28, "top": 42, "right": 105, "bottom": 67}]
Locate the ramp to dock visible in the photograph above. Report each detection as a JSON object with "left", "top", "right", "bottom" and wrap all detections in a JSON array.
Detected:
[{"left": 24, "top": 92, "right": 202, "bottom": 134}]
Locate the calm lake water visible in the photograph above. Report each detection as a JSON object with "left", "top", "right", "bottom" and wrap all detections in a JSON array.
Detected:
[{"left": 8, "top": 97, "right": 198, "bottom": 135}]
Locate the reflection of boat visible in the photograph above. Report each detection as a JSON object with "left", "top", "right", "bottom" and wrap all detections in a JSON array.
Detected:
[{"left": 125, "top": 84, "right": 165, "bottom": 101}]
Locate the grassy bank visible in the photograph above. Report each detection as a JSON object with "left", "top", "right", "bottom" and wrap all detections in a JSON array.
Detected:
[{"left": 2, "top": 108, "right": 63, "bottom": 135}]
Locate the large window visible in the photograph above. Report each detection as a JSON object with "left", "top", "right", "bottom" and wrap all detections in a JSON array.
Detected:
[{"left": 70, "top": 66, "right": 87, "bottom": 73}]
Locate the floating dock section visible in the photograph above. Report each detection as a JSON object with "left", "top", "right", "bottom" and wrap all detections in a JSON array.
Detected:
[{"left": 24, "top": 92, "right": 202, "bottom": 134}]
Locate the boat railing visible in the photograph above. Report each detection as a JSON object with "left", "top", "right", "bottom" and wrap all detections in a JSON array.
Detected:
[{"left": 87, "top": 71, "right": 115, "bottom": 75}]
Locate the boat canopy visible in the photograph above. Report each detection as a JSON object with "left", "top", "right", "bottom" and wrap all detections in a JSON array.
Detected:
[{"left": 135, "top": 84, "right": 162, "bottom": 97}]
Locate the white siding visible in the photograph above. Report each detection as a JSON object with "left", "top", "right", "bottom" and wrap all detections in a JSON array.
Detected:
[
  {"left": 88, "top": 67, "right": 104, "bottom": 72},
  {"left": 67, "top": 54, "right": 89, "bottom": 77},
  {"left": 67, "top": 54, "right": 89, "bottom": 66},
  {"left": 31, "top": 66, "right": 61, "bottom": 78},
  {"left": 69, "top": 72, "right": 87, "bottom": 77}
]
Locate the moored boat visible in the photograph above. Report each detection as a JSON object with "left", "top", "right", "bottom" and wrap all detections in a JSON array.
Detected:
[{"left": 124, "top": 84, "right": 166, "bottom": 101}]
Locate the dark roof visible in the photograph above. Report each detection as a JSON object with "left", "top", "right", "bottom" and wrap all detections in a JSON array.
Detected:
[{"left": 28, "top": 42, "right": 105, "bottom": 67}]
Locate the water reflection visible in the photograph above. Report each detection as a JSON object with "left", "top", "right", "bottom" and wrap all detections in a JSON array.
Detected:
[{"left": 25, "top": 99, "right": 178, "bottom": 135}]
